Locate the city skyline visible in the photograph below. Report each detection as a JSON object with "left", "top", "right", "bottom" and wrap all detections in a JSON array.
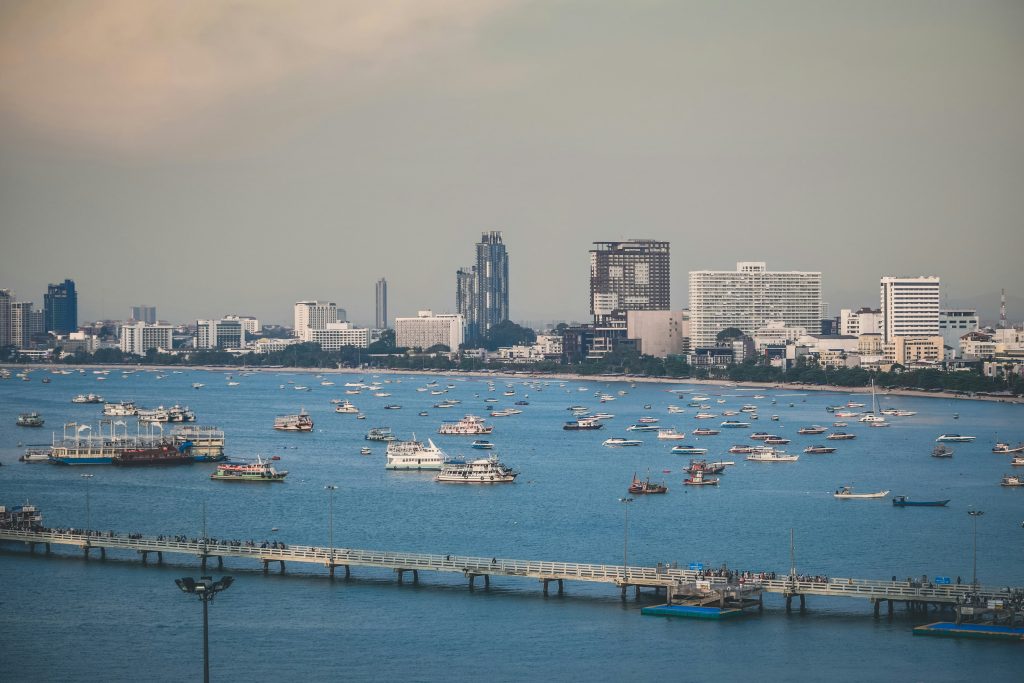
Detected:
[{"left": 1, "top": 2, "right": 1023, "bottom": 325}]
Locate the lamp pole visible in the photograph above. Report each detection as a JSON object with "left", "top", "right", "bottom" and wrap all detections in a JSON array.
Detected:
[
  {"left": 80, "top": 473, "right": 94, "bottom": 530},
  {"left": 968, "top": 509, "right": 984, "bottom": 590},
  {"left": 175, "top": 575, "right": 234, "bottom": 683},
  {"left": 619, "top": 497, "right": 633, "bottom": 576},
  {"left": 325, "top": 485, "right": 337, "bottom": 566}
]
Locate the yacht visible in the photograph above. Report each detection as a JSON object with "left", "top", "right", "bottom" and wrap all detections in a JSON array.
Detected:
[
  {"left": 334, "top": 401, "right": 359, "bottom": 414},
  {"left": 385, "top": 437, "right": 449, "bottom": 470},
  {"left": 603, "top": 438, "right": 644, "bottom": 447},
  {"left": 935, "top": 434, "right": 975, "bottom": 443},
  {"left": 438, "top": 415, "right": 493, "bottom": 436},
  {"left": 746, "top": 451, "right": 799, "bottom": 462},
  {"left": 670, "top": 445, "right": 708, "bottom": 455},
  {"left": 833, "top": 486, "right": 889, "bottom": 499},
  {"left": 435, "top": 456, "right": 517, "bottom": 483}
]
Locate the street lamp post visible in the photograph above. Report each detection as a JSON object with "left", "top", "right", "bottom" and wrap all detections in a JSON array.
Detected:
[
  {"left": 968, "top": 509, "right": 984, "bottom": 590},
  {"left": 619, "top": 497, "right": 633, "bottom": 575},
  {"left": 325, "top": 485, "right": 337, "bottom": 567},
  {"left": 80, "top": 473, "right": 94, "bottom": 530},
  {"left": 175, "top": 575, "right": 234, "bottom": 683}
]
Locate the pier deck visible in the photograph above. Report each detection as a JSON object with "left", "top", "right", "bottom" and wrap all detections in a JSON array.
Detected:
[{"left": 2, "top": 528, "right": 1019, "bottom": 610}]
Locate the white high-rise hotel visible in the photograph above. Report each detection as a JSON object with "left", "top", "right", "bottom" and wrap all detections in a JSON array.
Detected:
[
  {"left": 688, "top": 262, "right": 822, "bottom": 347},
  {"left": 880, "top": 276, "right": 940, "bottom": 342},
  {"left": 294, "top": 301, "right": 339, "bottom": 339}
]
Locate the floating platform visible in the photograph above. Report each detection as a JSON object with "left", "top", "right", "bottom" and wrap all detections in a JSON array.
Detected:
[
  {"left": 913, "top": 622, "right": 1024, "bottom": 642},
  {"left": 642, "top": 604, "right": 746, "bottom": 620}
]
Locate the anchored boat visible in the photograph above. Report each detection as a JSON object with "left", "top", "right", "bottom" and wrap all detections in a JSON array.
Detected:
[
  {"left": 210, "top": 456, "right": 287, "bottom": 482},
  {"left": 834, "top": 486, "right": 889, "bottom": 499},
  {"left": 435, "top": 456, "right": 517, "bottom": 483},
  {"left": 892, "top": 496, "right": 949, "bottom": 507}
]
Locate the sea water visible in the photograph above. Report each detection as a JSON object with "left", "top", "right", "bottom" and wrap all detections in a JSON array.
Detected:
[{"left": 2, "top": 369, "right": 1022, "bottom": 681}]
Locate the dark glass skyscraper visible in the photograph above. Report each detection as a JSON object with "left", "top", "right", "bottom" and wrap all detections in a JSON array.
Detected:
[
  {"left": 44, "top": 279, "right": 77, "bottom": 335},
  {"left": 375, "top": 278, "right": 388, "bottom": 330},
  {"left": 457, "top": 231, "right": 509, "bottom": 342}
]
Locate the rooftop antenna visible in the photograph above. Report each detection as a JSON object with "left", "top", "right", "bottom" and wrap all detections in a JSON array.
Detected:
[{"left": 1000, "top": 288, "right": 1007, "bottom": 329}]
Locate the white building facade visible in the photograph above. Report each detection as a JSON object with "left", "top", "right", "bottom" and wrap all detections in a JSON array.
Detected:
[
  {"left": 294, "top": 301, "right": 338, "bottom": 339},
  {"left": 304, "top": 322, "right": 370, "bottom": 350},
  {"left": 880, "top": 276, "right": 940, "bottom": 343},
  {"left": 120, "top": 322, "right": 173, "bottom": 356},
  {"left": 939, "top": 309, "right": 979, "bottom": 353},
  {"left": 688, "top": 262, "right": 822, "bottom": 348},
  {"left": 196, "top": 319, "right": 246, "bottom": 349},
  {"left": 394, "top": 311, "right": 465, "bottom": 351},
  {"left": 839, "top": 308, "right": 883, "bottom": 337}
]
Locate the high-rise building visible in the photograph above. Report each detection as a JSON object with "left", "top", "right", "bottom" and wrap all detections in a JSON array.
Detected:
[
  {"left": 839, "top": 308, "right": 883, "bottom": 337},
  {"left": 375, "top": 278, "right": 388, "bottom": 330},
  {"left": 939, "top": 309, "right": 979, "bottom": 354},
  {"left": 688, "top": 262, "right": 821, "bottom": 348},
  {"left": 196, "top": 319, "right": 245, "bottom": 349},
  {"left": 395, "top": 311, "right": 465, "bottom": 351},
  {"left": 0, "top": 289, "right": 12, "bottom": 348},
  {"left": 120, "top": 321, "right": 173, "bottom": 356},
  {"left": 294, "top": 300, "right": 338, "bottom": 339},
  {"left": 303, "top": 322, "right": 370, "bottom": 350},
  {"left": 880, "top": 276, "right": 941, "bottom": 343},
  {"left": 223, "top": 315, "right": 260, "bottom": 336},
  {"left": 11, "top": 301, "right": 32, "bottom": 347},
  {"left": 129, "top": 305, "right": 157, "bottom": 324},
  {"left": 44, "top": 279, "right": 77, "bottom": 335},
  {"left": 456, "top": 232, "right": 509, "bottom": 343},
  {"left": 589, "top": 240, "right": 670, "bottom": 319}
]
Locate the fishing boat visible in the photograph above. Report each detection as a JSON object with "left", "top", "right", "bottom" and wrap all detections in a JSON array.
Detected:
[
  {"left": 112, "top": 443, "right": 194, "bottom": 466},
  {"left": 656, "top": 429, "right": 687, "bottom": 440},
  {"left": 435, "top": 456, "right": 517, "bottom": 483},
  {"left": 686, "top": 459, "right": 726, "bottom": 475},
  {"left": 670, "top": 445, "right": 708, "bottom": 455},
  {"left": 471, "top": 440, "right": 494, "bottom": 449},
  {"left": 803, "top": 445, "right": 837, "bottom": 454},
  {"left": 931, "top": 445, "right": 954, "bottom": 458},
  {"left": 692, "top": 428, "right": 720, "bottom": 436},
  {"left": 210, "top": 456, "right": 287, "bottom": 482},
  {"left": 16, "top": 412, "right": 44, "bottom": 427},
  {"left": 273, "top": 410, "right": 313, "bottom": 432},
  {"left": 798, "top": 425, "right": 827, "bottom": 435},
  {"left": 628, "top": 473, "right": 668, "bottom": 494},
  {"left": 603, "top": 438, "right": 644, "bottom": 447},
  {"left": 365, "top": 427, "right": 397, "bottom": 442},
  {"left": 993, "top": 442, "right": 1024, "bottom": 454},
  {"left": 1012, "top": 457, "right": 1024, "bottom": 466},
  {"left": 746, "top": 451, "right": 799, "bottom": 462},
  {"left": 833, "top": 486, "right": 889, "bottom": 499},
  {"left": 892, "top": 496, "right": 949, "bottom": 507},
  {"left": 1000, "top": 474, "right": 1023, "bottom": 487},
  {"left": 826, "top": 432, "right": 856, "bottom": 441},
  {"left": 683, "top": 468, "right": 719, "bottom": 486},
  {"left": 935, "top": 434, "right": 975, "bottom": 443},
  {"left": 438, "top": 415, "right": 493, "bottom": 435},
  {"left": 720, "top": 420, "right": 750, "bottom": 429},
  {"left": 563, "top": 418, "right": 604, "bottom": 430}
]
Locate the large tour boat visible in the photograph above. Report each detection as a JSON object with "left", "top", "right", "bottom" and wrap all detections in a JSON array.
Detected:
[
  {"left": 111, "top": 443, "right": 194, "bottom": 466},
  {"left": 171, "top": 425, "right": 226, "bottom": 461},
  {"left": 210, "top": 456, "right": 287, "bottom": 482},
  {"left": 435, "top": 456, "right": 517, "bottom": 483},
  {"left": 385, "top": 437, "right": 449, "bottom": 470},
  {"left": 563, "top": 418, "right": 604, "bottom": 430},
  {"left": 274, "top": 410, "right": 313, "bottom": 432},
  {"left": 438, "top": 415, "right": 493, "bottom": 436},
  {"left": 103, "top": 401, "right": 138, "bottom": 416}
]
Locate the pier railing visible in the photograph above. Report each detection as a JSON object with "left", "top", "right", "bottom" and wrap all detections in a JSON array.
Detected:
[{"left": 1, "top": 528, "right": 1016, "bottom": 604}]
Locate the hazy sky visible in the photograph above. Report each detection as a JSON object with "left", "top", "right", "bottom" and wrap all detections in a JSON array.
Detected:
[{"left": 2, "top": 0, "right": 1022, "bottom": 326}]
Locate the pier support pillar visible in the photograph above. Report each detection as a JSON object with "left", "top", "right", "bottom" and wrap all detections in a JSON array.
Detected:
[
  {"left": 141, "top": 550, "right": 148, "bottom": 565},
  {"left": 635, "top": 585, "right": 641, "bottom": 600},
  {"left": 217, "top": 556, "right": 223, "bottom": 569},
  {"left": 873, "top": 599, "right": 880, "bottom": 619},
  {"left": 621, "top": 584, "right": 628, "bottom": 601},
  {"left": 157, "top": 552, "right": 163, "bottom": 565},
  {"left": 758, "top": 592, "right": 764, "bottom": 612},
  {"left": 799, "top": 594, "right": 806, "bottom": 612},
  {"left": 413, "top": 570, "right": 419, "bottom": 585},
  {"left": 200, "top": 555, "right": 207, "bottom": 571},
  {"left": 558, "top": 579, "right": 563, "bottom": 596},
  {"left": 45, "top": 543, "right": 51, "bottom": 555},
  {"left": 99, "top": 547, "right": 106, "bottom": 560},
  {"left": 279, "top": 561, "right": 285, "bottom": 574},
  {"left": 262, "top": 560, "right": 269, "bottom": 574},
  {"left": 484, "top": 575, "right": 490, "bottom": 590},
  {"left": 83, "top": 547, "right": 90, "bottom": 561},
  {"left": 785, "top": 595, "right": 792, "bottom": 613},
  {"left": 469, "top": 575, "right": 476, "bottom": 591},
  {"left": 888, "top": 600, "right": 894, "bottom": 619},
  {"left": 329, "top": 564, "right": 335, "bottom": 580},
  {"left": 344, "top": 565, "right": 350, "bottom": 580},
  {"left": 397, "top": 569, "right": 404, "bottom": 585},
  {"left": 29, "top": 542, "right": 36, "bottom": 554}
]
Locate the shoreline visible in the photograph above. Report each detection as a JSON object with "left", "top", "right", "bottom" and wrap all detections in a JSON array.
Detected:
[{"left": 7, "top": 362, "right": 1022, "bottom": 405}]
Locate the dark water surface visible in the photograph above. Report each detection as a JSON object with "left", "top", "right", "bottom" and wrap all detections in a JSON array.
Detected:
[{"left": 2, "top": 368, "right": 1022, "bottom": 681}]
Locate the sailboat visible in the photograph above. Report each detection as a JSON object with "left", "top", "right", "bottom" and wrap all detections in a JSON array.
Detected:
[{"left": 858, "top": 381, "right": 886, "bottom": 424}]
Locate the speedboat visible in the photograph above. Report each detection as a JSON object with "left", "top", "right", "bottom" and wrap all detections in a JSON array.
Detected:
[
  {"left": 803, "top": 445, "right": 837, "bottom": 454},
  {"left": 694, "top": 412, "right": 717, "bottom": 419},
  {"left": 798, "top": 425, "right": 828, "bottom": 435},
  {"left": 626, "top": 424, "right": 660, "bottom": 432},
  {"left": 603, "top": 438, "right": 643, "bottom": 447},
  {"left": 826, "top": 432, "right": 856, "bottom": 441},
  {"left": 471, "top": 440, "right": 494, "bottom": 450},
  {"left": 936, "top": 434, "right": 975, "bottom": 443},
  {"left": 833, "top": 486, "right": 889, "bottom": 499},
  {"left": 763, "top": 436, "right": 790, "bottom": 445},
  {"left": 692, "top": 428, "right": 719, "bottom": 436},
  {"left": 720, "top": 420, "right": 750, "bottom": 429},
  {"left": 892, "top": 496, "right": 949, "bottom": 507},
  {"left": 670, "top": 445, "right": 707, "bottom": 455}
]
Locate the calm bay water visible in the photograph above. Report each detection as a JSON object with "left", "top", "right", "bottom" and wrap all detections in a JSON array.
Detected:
[{"left": 2, "top": 368, "right": 1022, "bottom": 681}]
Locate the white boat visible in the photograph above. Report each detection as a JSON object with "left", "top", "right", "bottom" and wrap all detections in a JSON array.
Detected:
[
  {"left": 19, "top": 449, "right": 52, "bottom": 463},
  {"left": 385, "top": 437, "right": 449, "bottom": 470},
  {"left": 746, "top": 451, "right": 799, "bottom": 462},
  {"left": 833, "top": 486, "right": 889, "bottom": 499},
  {"left": 694, "top": 412, "right": 717, "bottom": 419},
  {"left": 935, "top": 434, "right": 975, "bottom": 443},
  {"left": 334, "top": 401, "right": 359, "bottom": 414},
  {"left": 438, "top": 415, "right": 493, "bottom": 435},
  {"left": 720, "top": 420, "right": 750, "bottom": 428},
  {"left": 671, "top": 445, "right": 708, "bottom": 455},
  {"left": 657, "top": 429, "right": 687, "bottom": 440},
  {"left": 992, "top": 442, "right": 1024, "bottom": 454},
  {"left": 274, "top": 410, "right": 314, "bottom": 432},
  {"left": 1000, "top": 474, "right": 1023, "bottom": 487},
  {"left": 192, "top": 383, "right": 205, "bottom": 389},
  {"left": 72, "top": 393, "right": 104, "bottom": 404},
  {"left": 436, "top": 456, "right": 517, "bottom": 483},
  {"left": 103, "top": 401, "right": 138, "bottom": 416},
  {"left": 667, "top": 406, "right": 685, "bottom": 414},
  {"left": 603, "top": 438, "right": 643, "bottom": 447}
]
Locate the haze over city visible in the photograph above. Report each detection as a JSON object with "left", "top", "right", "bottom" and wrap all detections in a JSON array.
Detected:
[{"left": 1, "top": 1, "right": 1022, "bottom": 325}]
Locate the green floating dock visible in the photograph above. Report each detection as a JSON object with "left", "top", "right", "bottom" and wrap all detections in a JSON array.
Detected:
[
  {"left": 642, "top": 604, "right": 746, "bottom": 620},
  {"left": 913, "top": 622, "right": 1024, "bottom": 642}
]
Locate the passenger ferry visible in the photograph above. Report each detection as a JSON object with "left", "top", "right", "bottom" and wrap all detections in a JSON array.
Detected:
[
  {"left": 563, "top": 418, "right": 603, "bottom": 430},
  {"left": 435, "top": 456, "right": 517, "bottom": 483},
  {"left": 103, "top": 401, "right": 138, "bottom": 416},
  {"left": 274, "top": 410, "right": 313, "bottom": 432},
  {"left": 746, "top": 451, "right": 799, "bottom": 462},
  {"left": 210, "top": 456, "right": 287, "bottom": 482},
  {"left": 171, "top": 425, "right": 226, "bottom": 461},
  {"left": 72, "top": 393, "right": 104, "bottom": 404},
  {"left": 365, "top": 427, "right": 397, "bottom": 442},
  {"left": 385, "top": 438, "right": 449, "bottom": 470},
  {"left": 438, "top": 415, "right": 493, "bottom": 435}
]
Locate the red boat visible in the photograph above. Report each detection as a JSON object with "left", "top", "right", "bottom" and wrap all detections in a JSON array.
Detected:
[{"left": 112, "top": 443, "right": 194, "bottom": 466}]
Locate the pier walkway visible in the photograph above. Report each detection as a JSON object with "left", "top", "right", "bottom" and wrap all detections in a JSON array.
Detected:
[{"left": 2, "top": 528, "right": 1018, "bottom": 613}]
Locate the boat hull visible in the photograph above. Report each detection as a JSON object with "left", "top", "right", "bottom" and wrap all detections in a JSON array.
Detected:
[{"left": 893, "top": 500, "right": 950, "bottom": 507}]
